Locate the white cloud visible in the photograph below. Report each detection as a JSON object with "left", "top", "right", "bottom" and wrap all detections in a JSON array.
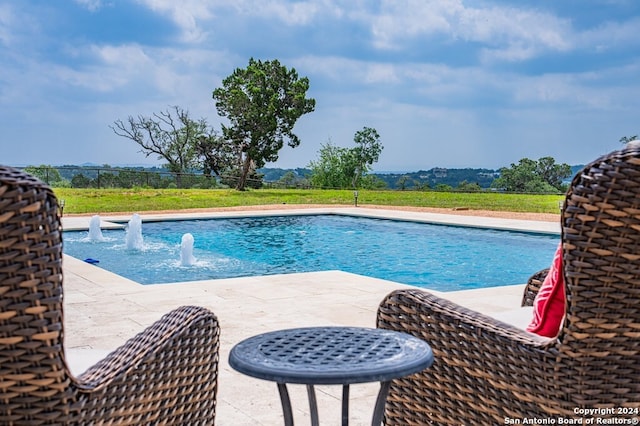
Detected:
[
  {"left": 81, "top": 44, "right": 154, "bottom": 91},
  {"left": 74, "top": 0, "right": 105, "bottom": 12},
  {"left": 0, "top": 3, "right": 41, "bottom": 48},
  {"left": 297, "top": 50, "right": 638, "bottom": 118},
  {"left": 366, "top": 0, "right": 572, "bottom": 62},
  {"left": 136, "top": 0, "right": 351, "bottom": 44},
  {"left": 137, "top": 0, "right": 215, "bottom": 42},
  {"left": 363, "top": 63, "right": 399, "bottom": 84},
  {"left": 577, "top": 16, "right": 640, "bottom": 52},
  {"left": 250, "top": 1, "right": 321, "bottom": 25},
  {"left": 93, "top": 44, "right": 150, "bottom": 67},
  {"left": 512, "top": 64, "right": 640, "bottom": 111},
  {"left": 458, "top": 5, "right": 570, "bottom": 48},
  {"left": 0, "top": 4, "right": 13, "bottom": 46},
  {"left": 136, "top": 0, "right": 337, "bottom": 43},
  {"left": 297, "top": 55, "right": 484, "bottom": 100},
  {"left": 229, "top": 0, "right": 350, "bottom": 25},
  {"left": 464, "top": 7, "right": 571, "bottom": 63},
  {"left": 369, "top": 0, "right": 461, "bottom": 49}
]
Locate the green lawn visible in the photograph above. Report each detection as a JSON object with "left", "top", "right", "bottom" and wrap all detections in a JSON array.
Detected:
[{"left": 53, "top": 188, "right": 564, "bottom": 215}]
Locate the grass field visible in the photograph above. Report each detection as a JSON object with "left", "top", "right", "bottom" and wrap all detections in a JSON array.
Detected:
[{"left": 53, "top": 188, "right": 564, "bottom": 215}]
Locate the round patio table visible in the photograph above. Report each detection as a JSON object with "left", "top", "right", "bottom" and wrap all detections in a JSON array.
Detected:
[{"left": 229, "top": 326, "right": 434, "bottom": 426}]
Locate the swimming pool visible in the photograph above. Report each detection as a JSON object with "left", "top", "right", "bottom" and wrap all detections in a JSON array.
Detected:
[{"left": 62, "top": 214, "right": 558, "bottom": 291}]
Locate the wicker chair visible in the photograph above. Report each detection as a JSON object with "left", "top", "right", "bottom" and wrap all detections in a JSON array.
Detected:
[
  {"left": 377, "top": 145, "right": 640, "bottom": 424},
  {"left": 0, "top": 166, "right": 220, "bottom": 425}
]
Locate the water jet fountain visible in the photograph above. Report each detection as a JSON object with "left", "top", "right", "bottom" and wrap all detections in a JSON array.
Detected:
[
  {"left": 180, "top": 233, "right": 196, "bottom": 266},
  {"left": 88, "top": 215, "right": 105, "bottom": 242},
  {"left": 125, "top": 213, "right": 144, "bottom": 250}
]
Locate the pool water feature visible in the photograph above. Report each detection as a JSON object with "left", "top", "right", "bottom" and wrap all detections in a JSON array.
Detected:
[
  {"left": 180, "top": 233, "right": 196, "bottom": 266},
  {"left": 88, "top": 215, "right": 104, "bottom": 242},
  {"left": 62, "top": 214, "right": 558, "bottom": 291},
  {"left": 125, "top": 213, "right": 144, "bottom": 250}
]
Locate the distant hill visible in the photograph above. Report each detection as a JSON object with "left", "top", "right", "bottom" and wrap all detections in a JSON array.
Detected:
[
  {"left": 259, "top": 167, "right": 500, "bottom": 189},
  {"left": 372, "top": 168, "right": 500, "bottom": 189},
  {"left": 259, "top": 164, "right": 586, "bottom": 189},
  {"left": 36, "top": 163, "right": 586, "bottom": 190},
  {"left": 259, "top": 167, "right": 312, "bottom": 182}
]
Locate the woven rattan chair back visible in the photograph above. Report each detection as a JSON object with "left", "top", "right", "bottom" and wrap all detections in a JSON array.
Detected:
[
  {"left": 0, "top": 166, "right": 220, "bottom": 425},
  {"left": 0, "top": 166, "right": 71, "bottom": 423},
  {"left": 377, "top": 144, "right": 640, "bottom": 424},
  {"left": 558, "top": 142, "right": 640, "bottom": 407}
]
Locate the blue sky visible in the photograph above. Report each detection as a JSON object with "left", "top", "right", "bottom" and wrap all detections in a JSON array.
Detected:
[{"left": 1, "top": 0, "right": 639, "bottom": 171}]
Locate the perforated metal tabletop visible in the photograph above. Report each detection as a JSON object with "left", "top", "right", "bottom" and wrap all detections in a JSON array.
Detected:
[{"left": 229, "top": 326, "right": 433, "bottom": 425}]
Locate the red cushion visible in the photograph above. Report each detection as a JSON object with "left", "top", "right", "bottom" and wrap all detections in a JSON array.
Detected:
[{"left": 526, "top": 243, "right": 566, "bottom": 337}]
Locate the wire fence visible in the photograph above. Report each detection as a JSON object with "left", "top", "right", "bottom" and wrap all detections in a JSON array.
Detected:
[
  {"left": 14, "top": 165, "right": 368, "bottom": 190},
  {"left": 15, "top": 165, "right": 565, "bottom": 195},
  {"left": 17, "top": 165, "right": 275, "bottom": 189}
]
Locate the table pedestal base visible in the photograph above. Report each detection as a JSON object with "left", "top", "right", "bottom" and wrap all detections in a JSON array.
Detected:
[{"left": 276, "top": 381, "right": 392, "bottom": 426}]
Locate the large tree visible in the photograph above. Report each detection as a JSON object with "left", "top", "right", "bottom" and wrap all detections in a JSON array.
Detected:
[
  {"left": 351, "top": 126, "right": 383, "bottom": 188},
  {"left": 24, "top": 165, "right": 64, "bottom": 186},
  {"left": 111, "top": 106, "right": 213, "bottom": 187},
  {"left": 308, "top": 141, "right": 352, "bottom": 189},
  {"left": 492, "top": 156, "right": 571, "bottom": 193},
  {"left": 194, "top": 132, "right": 238, "bottom": 179},
  {"left": 212, "top": 58, "right": 316, "bottom": 190},
  {"left": 309, "top": 127, "right": 384, "bottom": 189}
]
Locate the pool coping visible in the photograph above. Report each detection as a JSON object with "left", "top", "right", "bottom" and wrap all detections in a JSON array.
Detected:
[{"left": 62, "top": 206, "right": 560, "bottom": 235}]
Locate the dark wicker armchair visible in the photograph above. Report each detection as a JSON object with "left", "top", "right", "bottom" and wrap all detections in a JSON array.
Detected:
[
  {"left": 377, "top": 145, "right": 640, "bottom": 424},
  {"left": 0, "top": 166, "right": 220, "bottom": 425}
]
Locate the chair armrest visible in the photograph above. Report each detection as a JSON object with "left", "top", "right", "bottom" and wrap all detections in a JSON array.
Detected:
[
  {"left": 71, "top": 305, "right": 220, "bottom": 424},
  {"left": 521, "top": 268, "right": 549, "bottom": 306},
  {"left": 377, "top": 289, "right": 559, "bottom": 425}
]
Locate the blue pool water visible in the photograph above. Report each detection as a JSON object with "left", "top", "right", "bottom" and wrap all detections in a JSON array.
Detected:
[{"left": 63, "top": 214, "right": 558, "bottom": 291}]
